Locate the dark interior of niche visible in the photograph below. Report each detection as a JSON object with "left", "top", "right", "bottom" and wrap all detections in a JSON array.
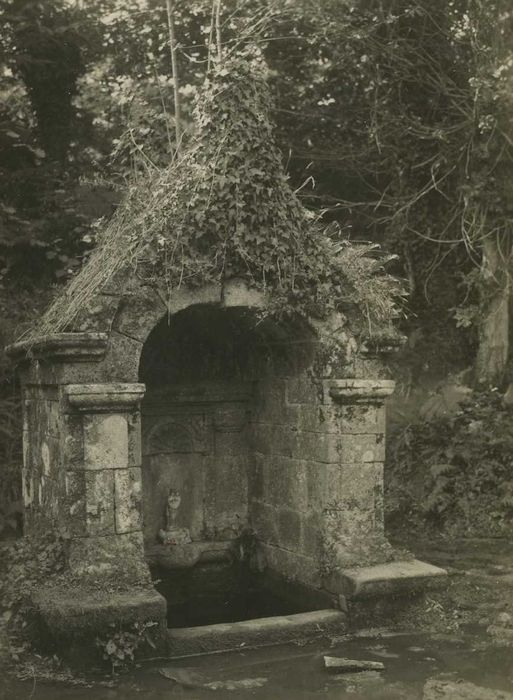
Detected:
[{"left": 139, "top": 304, "right": 317, "bottom": 388}]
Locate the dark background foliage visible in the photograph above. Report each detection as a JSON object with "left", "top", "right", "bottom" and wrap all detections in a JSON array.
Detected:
[{"left": 0, "top": 0, "right": 512, "bottom": 538}]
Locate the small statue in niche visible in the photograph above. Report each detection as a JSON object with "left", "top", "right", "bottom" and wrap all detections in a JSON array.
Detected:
[{"left": 158, "top": 488, "right": 191, "bottom": 546}]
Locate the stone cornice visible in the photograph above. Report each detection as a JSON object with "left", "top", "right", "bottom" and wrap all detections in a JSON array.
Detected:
[
  {"left": 6, "top": 333, "right": 109, "bottom": 364},
  {"left": 326, "top": 378, "right": 396, "bottom": 404},
  {"left": 65, "top": 383, "right": 146, "bottom": 412}
]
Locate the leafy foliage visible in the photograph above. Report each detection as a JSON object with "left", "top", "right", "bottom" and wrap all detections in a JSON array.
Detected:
[
  {"left": 386, "top": 390, "right": 513, "bottom": 536},
  {"left": 0, "top": 533, "right": 66, "bottom": 661},
  {"left": 96, "top": 621, "right": 157, "bottom": 675}
]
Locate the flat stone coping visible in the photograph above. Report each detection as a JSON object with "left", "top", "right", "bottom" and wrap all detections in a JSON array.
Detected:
[
  {"left": 338, "top": 559, "right": 447, "bottom": 600},
  {"left": 6, "top": 332, "right": 109, "bottom": 363},
  {"left": 33, "top": 586, "right": 167, "bottom": 634},
  {"left": 65, "top": 382, "right": 146, "bottom": 411},
  {"left": 167, "top": 609, "right": 346, "bottom": 658},
  {"left": 327, "top": 378, "right": 396, "bottom": 403},
  {"left": 146, "top": 540, "right": 234, "bottom": 570}
]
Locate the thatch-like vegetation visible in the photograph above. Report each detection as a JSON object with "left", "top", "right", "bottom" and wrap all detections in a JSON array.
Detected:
[{"left": 28, "top": 52, "right": 403, "bottom": 341}]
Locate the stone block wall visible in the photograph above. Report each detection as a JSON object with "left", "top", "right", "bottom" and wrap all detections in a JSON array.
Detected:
[
  {"left": 249, "top": 373, "right": 395, "bottom": 592},
  {"left": 250, "top": 374, "right": 323, "bottom": 588},
  {"left": 141, "top": 386, "right": 252, "bottom": 546}
]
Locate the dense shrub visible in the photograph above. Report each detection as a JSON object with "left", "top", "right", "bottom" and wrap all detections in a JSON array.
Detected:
[{"left": 386, "top": 390, "right": 513, "bottom": 537}]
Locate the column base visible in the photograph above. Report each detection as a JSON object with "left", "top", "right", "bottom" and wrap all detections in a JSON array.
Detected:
[
  {"left": 32, "top": 583, "right": 167, "bottom": 667},
  {"left": 323, "top": 559, "right": 447, "bottom": 630},
  {"left": 331, "top": 559, "right": 447, "bottom": 599}
]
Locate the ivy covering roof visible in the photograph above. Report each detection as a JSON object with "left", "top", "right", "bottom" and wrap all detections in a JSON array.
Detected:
[{"left": 30, "top": 52, "right": 402, "bottom": 340}]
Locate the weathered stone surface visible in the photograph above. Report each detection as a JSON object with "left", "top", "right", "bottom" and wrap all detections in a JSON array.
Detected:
[
  {"left": 324, "top": 656, "right": 385, "bottom": 672},
  {"left": 64, "top": 470, "right": 86, "bottom": 536},
  {"left": 71, "top": 294, "right": 121, "bottom": 334},
  {"left": 263, "top": 456, "right": 308, "bottom": 511},
  {"left": 68, "top": 531, "right": 146, "bottom": 576},
  {"left": 6, "top": 332, "right": 109, "bottom": 363},
  {"left": 337, "top": 559, "right": 447, "bottom": 599},
  {"left": 167, "top": 609, "right": 346, "bottom": 657},
  {"left": 319, "top": 403, "right": 386, "bottom": 435},
  {"left": 306, "top": 462, "right": 329, "bottom": 509},
  {"left": 222, "top": 278, "right": 265, "bottom": 308},
  {"left": 338, "top": 433, "right": 385, "bottom": 463},
  {"left": 249, "top": 452, "right": 265, "bottom": 500},
  {"left": 301, "top": 515, "right": 322, "bottom": 559},
  {"left": 65, "top": 383, "right": 145, "bottom": 412},
  {"left": 97, "top": 331, "right": 143, "bottom": 382},
  {"left": 251, "top": 501, "right": 279, "bottom": 545},
  {"left": 85, "top": 469, "right": 115, "bottom": 535},
  {"left": 325, "top": 378, "right": 395, "bottom": 404},
  {"left": 127, "top": 412, "right": 142, "bottom": 466},
  {"left": 286, "top": 375, "right": 317, "bottom": 404},
  {"left": 277, "top": 508, "right": 302, "bottom": 550},
  {"left": 32, "top": 584, "right": 167, "bottom": 660},
  {"left": 259, "top": 542, "right": 320, "bottom": 588},
  {"left": 294, "top": 432, "right": 339, "bottom": 464},
  {"left": 62, "top": 414, "right": 84, "bottom": 467},
  {"left": 114, "top": 467, "right": 143, "bottom": 533},
  {"left": 113, "top": 292, "right": 166, "bottom": 342},
  {"left": 83, "top": 414, "right": 128, "bottom": 469}
]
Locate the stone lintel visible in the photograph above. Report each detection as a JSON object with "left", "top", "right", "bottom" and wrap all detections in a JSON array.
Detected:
[
  {"left": 6, "top": 332, "right": 109, "bottom": 364},
  {"left": 65, "top": 383, "right": 146, "bottom": 412},
  {"left": 326, "top": 378, "right": 396, "bottom": 404},
  {"left": 337, "top": 559, "right": 447, "bottom": 600}
]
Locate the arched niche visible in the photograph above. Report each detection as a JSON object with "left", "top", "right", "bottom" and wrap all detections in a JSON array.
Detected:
[{"left": 137, "top": 303, "right": 318, "bottom": 555}]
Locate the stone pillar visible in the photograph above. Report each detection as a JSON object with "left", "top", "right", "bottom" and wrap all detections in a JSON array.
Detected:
[
  {"left": 62, "top": 383, "right": 147, "bottom": 576},
  {"left": 318, "top": 377, "right": 447, "bottom": 605},
  {"left": 319, "top": 378, "right": 396, "bottom": 575}
]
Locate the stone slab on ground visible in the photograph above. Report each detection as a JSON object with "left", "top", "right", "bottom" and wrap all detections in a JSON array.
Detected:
[
  {"left": 167, "top": 609, "right": 347, "bottom": 657},
  {"left": 338, "top": 559, "right": 447, "bottom": 599}
]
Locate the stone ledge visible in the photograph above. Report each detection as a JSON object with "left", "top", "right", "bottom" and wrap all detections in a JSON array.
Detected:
[
  {"left": 33, "top": 585, "right": 167, "bottom": 635},
  {"left": 65, "top": 383, "right": 146, "bottom": 412},
  {"left": 336, "top": 559, "right": 447, "bottom": 600},
  {"left": 167, "top": 609, "right": 346, "bottom": 657},
  {"left": 326, "top": 379, "right": 396, "bottom": 404},
  {"left": 146, "top": 540, "right": 235, "bottom": 570},
  {"left": 6, "top": 332, "right": 109, "bottom": 363},
  {"left": 31, "top": 584, "right": 167, "bottom": 667}
]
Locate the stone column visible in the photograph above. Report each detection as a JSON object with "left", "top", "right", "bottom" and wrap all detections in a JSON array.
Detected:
[
  {"left": 318, "top": 378, "right": 396, "bottom": 578},
  {"left": 62, "top": 383, "right": 147, "bottom": 576}
]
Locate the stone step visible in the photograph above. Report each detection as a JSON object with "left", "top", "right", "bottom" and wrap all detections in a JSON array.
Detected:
[{"left": 166, "top": 609, "right": 347, "bottom": 658}]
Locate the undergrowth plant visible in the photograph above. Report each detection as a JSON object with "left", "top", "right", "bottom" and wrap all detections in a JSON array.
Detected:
[
  {"left": 96, "top": 621, "right": 158, "bottom": 675},
  {"left": 386, "top": 390, "right": 513, "bottom": 537}
]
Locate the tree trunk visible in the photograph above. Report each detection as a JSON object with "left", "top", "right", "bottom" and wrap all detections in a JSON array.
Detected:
[{"left": 475, "top": 233, "right": 511, "bottom": 387}]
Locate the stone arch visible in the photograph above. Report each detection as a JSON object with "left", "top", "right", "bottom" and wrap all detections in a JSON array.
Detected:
[{"left": 98, "top": 279, "right": 269, "bottom": 384}]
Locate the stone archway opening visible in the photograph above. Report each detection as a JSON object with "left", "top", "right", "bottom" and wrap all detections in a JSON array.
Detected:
[{"left": 138, "top": 303, "right": 326, "bottom": 628}]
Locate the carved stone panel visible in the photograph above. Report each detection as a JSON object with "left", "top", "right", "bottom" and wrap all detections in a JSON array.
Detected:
[{"left": 144, "top": 415, "right": 209, "bottom": 456}]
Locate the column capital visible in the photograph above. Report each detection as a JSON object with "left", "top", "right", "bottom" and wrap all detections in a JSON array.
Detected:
[
  {"left": 6, "top": 332, "right": 109, "bottom": 364},
  {"left": 65, "top": 383, "right": 146, "bottom": 412},
  {"left": 325, "top": 378, "right": 395, "bottom": 404}
]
